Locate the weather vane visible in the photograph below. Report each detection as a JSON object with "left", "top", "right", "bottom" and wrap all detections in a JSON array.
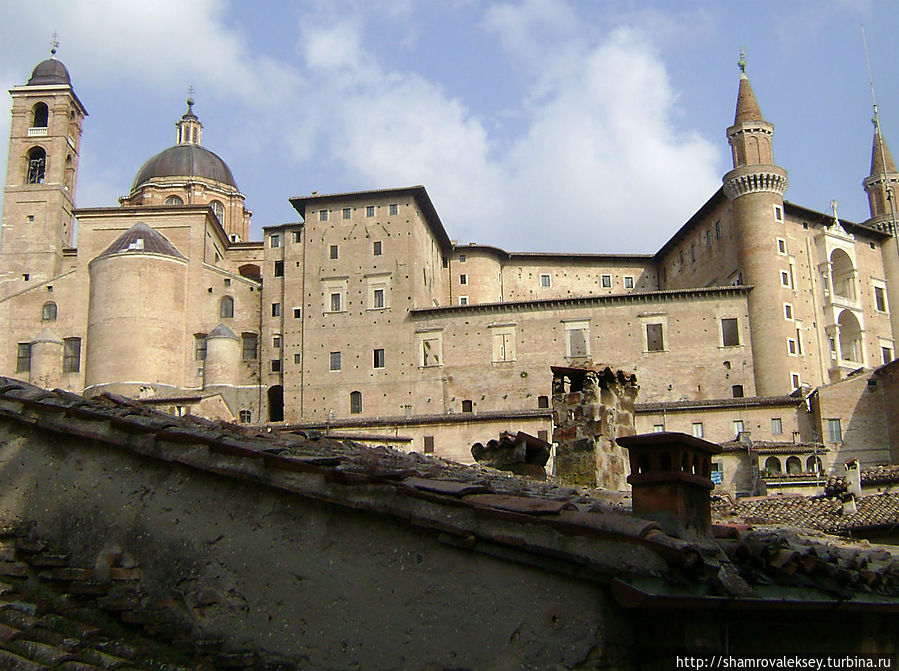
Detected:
[
  {"left": 50, "top": 32, "right": 59, "bottom": 58},
  {"left": 738, "top": 49, "right": 746, "bottom": 74}
]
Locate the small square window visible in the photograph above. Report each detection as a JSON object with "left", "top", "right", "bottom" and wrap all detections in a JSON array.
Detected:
[
  {"left": 459, "top": 296, "right": 468, "bottom": 305},
  {"left": 274, "top": 260, "right": 284, "bottom": 277},
  {"left": 733, "top": 420, "right": 744, "bottom": 435},
  {"left": 271, "top": 303, "right": 281, "bottom": 317},
  {"left": 601, "top": 275, "right": 611, "bottom": 288},
  {"left": 293, "top": 307, "right": 302, "bottom": 319},
  {"left": 270, "top": 234, "right": 280, "bottom": 248},
  {"left": 389, "top": 203, "right": 398, "bottom": 215},
  {"left": 882, "top": 346, "right": 893, "bottom": 364},
  {"left": 459, "top": 254, "right": 466, "bottom": 263},
  {"left": 461, "top": 400, "right": 473, "bottom": 413},
  {"left": 273, "top": 335, "right": 281, "bottom": 348},
  {"left": 624, "top": 276, "right": 634, "bottom": 289},
  {"left": 319, "top": 210, "right": 328, "bottom": 222},
  {"left": 373, "top": 241, "right": 382, "bottom": 256},
  {"left": 366, "top": 205, "right": 375, "bottom": 217},
  {"left": 224, "top": 278, "right": 231, "bottom": 286},
  {"left": 330, "top": 351, "right": 341, "bottom": 371},
  {"left": 342, "top": 208, "right": 351, "bottom": 220},
  {"left": 373, "top": 348, "right": 385, "bottom": 368},
  {"left": 540, "top": 274, "right": 551, "bottom": 287},
  {"left": 329, "top": 245, "right": 338, "bottom": 260},
  {"left": 653, "top": 424, "right": 664, "bottom": 433},
  {"left": 771, "top": 418, "right": 783, "bottom": 435},
  {"left": 802, "top": 221, "right": 809, "bottom": 229},
  {"left": 271, "top": 359, "right": 281, "bottom": 372},
  {"left": 293, "top": 230, "right": 302, "bottom": 243},
  {"left": 732, "top": 384, "right": 744, "bottom": 398},
  {"left": 459, "top": 274, "right": 467, "bottom": 285}
]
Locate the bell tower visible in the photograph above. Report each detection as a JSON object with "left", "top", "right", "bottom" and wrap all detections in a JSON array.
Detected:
[
  {"left": 722, "top": 53, "right": 791, "bottom": 396},
  {"left": 0, "top": 42, "right": 87, "bottom": 296}
]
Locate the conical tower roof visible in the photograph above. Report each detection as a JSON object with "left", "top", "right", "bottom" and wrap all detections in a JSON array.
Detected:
[
  {"left": 95, "top": 222, "right": 185, "bottom": 260},
  {"left": 870, "top": 130, "right": 898, "bottom": 176},
  {"left": 734, "top": 73, "right": 764, "bottom": 124}
]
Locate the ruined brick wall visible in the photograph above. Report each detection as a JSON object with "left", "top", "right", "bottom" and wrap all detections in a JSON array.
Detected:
[{"left": 552, "top": 366, "right": 638, "bottom": 489}]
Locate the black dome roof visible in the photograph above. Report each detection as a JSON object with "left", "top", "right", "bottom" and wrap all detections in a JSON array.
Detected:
[
  {"left": 27, "top": 59, "right": 71, "bottom": 86},
  {"left": 132, "top": 144, "right": 237, "bottom": 190}
]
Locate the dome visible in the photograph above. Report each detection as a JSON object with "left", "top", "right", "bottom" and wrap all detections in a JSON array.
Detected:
[
  {"left": 27, "top": 59, "right": 72, "bottom": 86},
  {"left": 132, "top": 144, "right": 237, "bottom": 190},
  {"left": 95, "top": 222, "right": 186, "bottom": 261}
]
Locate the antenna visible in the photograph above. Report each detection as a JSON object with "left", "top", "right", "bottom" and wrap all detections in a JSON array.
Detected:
[{"left": 862, "top": 25, "right": 899, "bottom": 241}]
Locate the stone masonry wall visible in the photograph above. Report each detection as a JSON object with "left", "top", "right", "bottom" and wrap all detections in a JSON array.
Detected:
[{"left": 552, "top": 366, "right": 638, "bottom": 489}]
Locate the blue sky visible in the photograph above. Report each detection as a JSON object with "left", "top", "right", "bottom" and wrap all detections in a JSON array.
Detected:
[{"left": 1, "top": 1, "right": 898, "bottom": 253}]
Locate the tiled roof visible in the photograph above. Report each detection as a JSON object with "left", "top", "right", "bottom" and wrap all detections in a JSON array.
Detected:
[
  {"left": 637, "top": 395, "right": 802, "bottom": 413},
  {"left": 94, "top": 222, "right": 186, "bottom": 261},
  {"left": 2, "top": 377, "right": 899, "bottom": 617},
  {"left": 719, "top": 440, "right": 826, "bottom": 455},
  {"left": 863, "top": 464, "right": 899, "bottom": 485},
  {"left": 713, "top": 492, "right": 899, "bottom": 534}
]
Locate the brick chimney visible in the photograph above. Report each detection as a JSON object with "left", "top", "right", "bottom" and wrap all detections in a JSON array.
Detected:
[{"left": 617, "top": 432, "right": 721, "bottom": 540}]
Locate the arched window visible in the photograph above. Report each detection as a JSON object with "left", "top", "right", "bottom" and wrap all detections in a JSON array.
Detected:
[
  {"left": 838, "top": 310, "right": 863, "bottom": 363},
  {"left": 210, "top": 200, "right": 224, "bottom": 222},
  {"left": 350, "top": 391, "right": 362, "bottom": 414},
  {"left": 537, "top": 395, "right": 549, "bottom": 408},
  {"left": 165, "top": 195, "right": 183, "bottom": 205},
  {"left": 220, "top": 295, "right": 234, "bottom": 319},
  {"left": 268, "top": 385, "right": 284, "bottom": 422},
  {"left": 786, "top": 456, "right": 802, "bottom": 475},
  {"left": 26, "top": 147, "right": 46, "bottom": 184},
  {"left": 41, "top": 301, "right": 57, "bottom": 321},
  {"left": 64, "top": 155, "right": 74, "bottom": 190},
  {"left": 830, "top": 249, "right": 856, "bottom": 300},
  {"left": 764, "top": 456, "right": 782, "bottom": 475},
  {"left": 806, "top": 456, "right": 822, "bottom": 474},
  {"left": 31, "top": 102, "right": 49, "bottom": 128}
]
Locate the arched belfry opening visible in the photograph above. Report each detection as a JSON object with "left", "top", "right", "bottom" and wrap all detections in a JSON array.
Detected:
[
  {"left": 838, "top": 310, "right": 863, "bottom": 364},
  {"left": 268, "top": 385, "right": 284, "bottom": 422},
  {"left": 26, "top": 147, "right": 46, "bottom": 184},
  {"left": 31, "top": 102, "right": 49, "bottom": 128}
]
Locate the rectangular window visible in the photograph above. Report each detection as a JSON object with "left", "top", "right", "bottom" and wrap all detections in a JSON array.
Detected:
[
  {"left": 567, "top": 325, "right": 589, "bottom": 358},
  {"left": 342, "top": 208, "right": 351, "bottom": 220},
  {"left": 791, "top": 373, "right": 800, "bottom": 389},
  {"left": 329, "top": 245, "right": 338, "bottom": 260},
  {"left": 271, "top": 359, "right": 281, "bottom": 372},
  {"left": 293, "top": 307, "right": 302, "bottom": 319},
  {"left": 421, "top": 337, "right": 442, "bottom": 366},
  {"left": 733, "top": 420, "right": 744, "bottom": 435},
  {"left": 874, "top": 285, "right": 888, "bottom": 312},
  {"left": 827, "top": 418, "right": 842, "bottom": 443},
  {"left": 242, "top": 333, "right": 257, "bottom": 360},
  {"left": 601, "top": 275, "right": 611, "bottom": 288},
  {"left": 270, "top": 234, "right": 280, "bottom": 248},
  {"left": 787, "top": 338, "right": 797, "bottom": 355},
  {"left": 777, "top": 238, "right": 787, "bottom": 254},
  {"left": 690, "top": 244, "right": 696, "bottom": 262},
  {"left": 781, "top": 271, "right": 790, "bottom": 287},
  {"left": 732, "top": 384, "right": 744, "bottom": 398},
  {"left": 274, "top": 260, "right": 284, "bottom": 277},
  {"left": 491, "top": 329, "right": 515, "bottom": 362},
  {"left": 373, "top": 348, "right": 385, "bottom": 368},
  {"left": 715, "top": 221, "right": 721, "bottom": 239},
  {"left": 459, "top": 296, "right": 468, "bottom": 305},
  {"left": 692, "top": 422, "right": 704, "bottom": 438},
  {"left": 329, "top": 351, "right": 341, "bottom": 371},
  {"left": 63, "top": 337, "right": 81, "bottom": 373},
  {"left": 293, "top": 230, "right": 302, "bottom": 243},
  {"left": 294, "top": 353, "right": 302, "bottom": 364},
  {"left": 16, "top": 343, "right": 31, "bottom": 373},
  {"left": 373, "top": 241, "right": 382, "bottom": 256},
  {"left": 705, "top": 229, "right": 712, "bottom": 248},
  {"left": 271, "top": 303, "right": 281, "bottom": 317},
  {"left": 319, "top": 210, "right": 328, "bottom": 221},
  {"left": 389, "top": 203, "right": 398, "bottom": 215},
  {"left": 459, "top": 274, "right": 467, "bottom": 285},
  {"left": 194, "top": 334, "right": 207, "bottom": 361},
  {"left": 646, "top": 323, "right": 664, "bottom": 352},
  {"left": 721, "top": 317, "right": 740, "bottom": 347},
  {"left": 653, "top": 424, "right": 664, "bottom": 433},
  {"left": 366, "top": 205, "right": 375, "bottom": 217},
  {"left": 884, "top": 346, "right": 894, "bottom": 364},
  {"left": 771, "top": 418, "right": 783, "bottom": 435},
  {"left": 624, "top": 276, "right": 634, "bottom": 289},
  {"left": 273, "top": 335, "right": 281, "bottom": 348},
  {"left": 459, "top": 254, "right": 466, "bottom": 263},
  {"left": 423, "top": 436, "right": 435, "bottom": 454},
  {"left": 373, "top": 288, "right": 385, "bottom": 309},
  {"left": 540, "top": 274, "right": 551, "bottom": 287},
  {"left": 784, "top": 303, "right": 793, "bottom": 320},
  {"left": 330, "top": 293, "right": 342, "bottom": 312},
  {"left": 774, "top": 205, "right": 784, "bottom": 222}
]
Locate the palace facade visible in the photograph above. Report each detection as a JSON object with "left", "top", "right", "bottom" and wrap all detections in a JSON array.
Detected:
[{"left": 2, "top": 52, "right": 898, "bottom": 489}]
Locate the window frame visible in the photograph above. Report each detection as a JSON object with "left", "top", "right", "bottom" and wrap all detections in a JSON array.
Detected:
[
  {"left": 63, "top": 337, "right": 81, "bottom": 373},
  {"left": 329, "top": 351, "right": 342, "bottom": 372},
  {"left": 373, "top": 348, "right": 385, "bottom": 369},
  {"left": 720, "top": 317, "right": 740, "bottom": 347},
  {"left": 564, "top": 320, "right": 591, "bottom": 359},
  {"left": 16, "top": 343, "right": 32, "bottom": 373}
]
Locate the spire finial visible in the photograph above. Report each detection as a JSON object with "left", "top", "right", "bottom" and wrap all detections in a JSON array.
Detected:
[
  {"left": 187, "top": 85, "right": 195, "bottom": 108},
  {"left": 831, "top": 199, "right": 840, "bottom": 223},
  {"left": 738, "top": 49, "right": 747, "bottom": 77},
  {"left": 50, "top": 32, "right": 59, "bottom": 58}
]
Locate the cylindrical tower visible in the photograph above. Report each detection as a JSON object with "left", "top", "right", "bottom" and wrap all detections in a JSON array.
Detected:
[
  {"left": 29, "top": 328, "right": 63, "bottom": 389},
  {"left": 722, "top": 57, "right": 791, "bottom": 397},
  {"left": 204, "top": 323, "right": 240, "bottom": 387},
  {"left": 85, "top": 222, "right": 188, "bottom": 396}
]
